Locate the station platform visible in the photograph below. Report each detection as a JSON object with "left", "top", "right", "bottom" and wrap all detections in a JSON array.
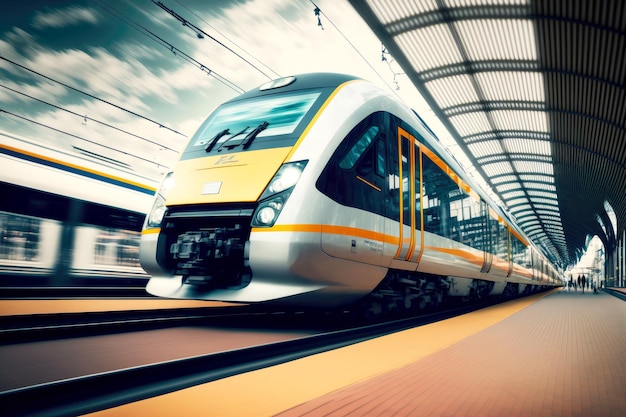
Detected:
[
  {"left": 0, "top": 299, "right": 237, "bottom": 317},
  {"left": 88, "top": 288, "right": 625, "bottom": 416}
]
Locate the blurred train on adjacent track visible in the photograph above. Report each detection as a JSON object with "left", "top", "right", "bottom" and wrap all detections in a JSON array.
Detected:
[
  {"left": 140, "top": 73, "right": 562, "bottom": 315},
  {"left": 0, "top": 132, "right": 158, "bottom": 288}
]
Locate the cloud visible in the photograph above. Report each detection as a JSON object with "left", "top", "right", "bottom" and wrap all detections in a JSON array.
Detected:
[
  {"left": 32, "top": 6, "right": 100, "bottom": 30},
  {"left": 3, "top": 0, "right": 429, "bottom": 181}
]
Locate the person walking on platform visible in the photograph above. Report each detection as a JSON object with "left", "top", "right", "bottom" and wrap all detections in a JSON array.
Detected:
[
  {"left": 581, "top": 275, "right": 586, "bottom": 293},
  {"left": 576, "top": 275, "right": 581, "bottom": 292}
]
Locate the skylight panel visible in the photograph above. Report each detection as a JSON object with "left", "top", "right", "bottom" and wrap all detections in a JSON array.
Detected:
[
  {"left": 444, "top": 0, "right": 530, "bottom": 6},
  {"left": 523, "top": 182, "right": 556, "bottom": 192},
  {"left": 518, "top": 174, "right": 551, "bottom": 182},
  {"left": 506, "top": 197, "right": 529, "bottom": 207},
  {"left": 501, "top": 190, "right": 526, "bottom": 199},
  {"left": 502, "top": 138, "right": 551, "bottom": 156},
  {"left": 395, "top": 25, "right": 463, "bottom": 72},
  {"left": 496, "top": 183, "right": 520, "bottom": 193},
  {"left": 476, "top": 71, "right": 544, "bottom": 102},
  {"left": 537, "top": 209, "right": 560, "bottom": 217},
  {"left": 523, "top": 223, "right": 543, "bottom": 233},
  {"left": 542, "top": 219, "right": 563, "bottom": 226},
  {"left": 527, "top": 190, "right": 558, "bottom": 199},
  {"left": 542, "top": 223, "right": 562, "bottom": 231},
  {"left": 449, "top": 112, "right": 492, "bottom": 136},
  {"left": 491, "top": 110, "right": 548, "bottom": 133},
  {"left": 533, "top": 204, "right": 559, "bottom": 212},
  {"left": 425, "top": 75, "right": 479, "bottom": 108},
  {"left": 455, "top": 19, "right": 537, "bottom": 61},
  {"left": 530, "top": 197, "right": 558, "bottom": 205},
  {"left": 368, "top": 0, "right": 438, "bottom": 24},
  {"left": 514, "top": 161, "right": 554, "bottom": 176},
  {"left": 482, "top": 161, "right": 514, "bottom": 177},
  {"left": 491, "top": 175, "right": 517, "bottom": 184},
  {"left": 468, "top": 140, "right": 504, "bottom": 158},
  {"left": 514, "top": 210, "right": 536, "bottom": 218},
  {"left": 521, "top": 219, "right": 541, "bottom": 228},
  {"left": 527, "top": 229, "right": 545, "bottom": 238}
]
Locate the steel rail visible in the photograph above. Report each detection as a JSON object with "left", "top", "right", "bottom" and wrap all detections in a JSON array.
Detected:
[{"left": 0, "top": 301, "right": 495, "bottom": 417}]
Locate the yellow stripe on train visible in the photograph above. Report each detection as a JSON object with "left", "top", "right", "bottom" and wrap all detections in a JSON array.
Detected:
[{"left": 165, "top": 147, "right": 292, "bottom": 206}]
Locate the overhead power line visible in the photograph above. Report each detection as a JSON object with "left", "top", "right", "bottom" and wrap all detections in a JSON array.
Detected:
[
  {"left": 153, "top": 1, "right": 277, "bottom": 80},
  {"left": 94, "top": 0, "right": 245, "bottom": 94},
  {"left": 308, "top": 1, "right": 403, "bottom": 99},
  {"left": 172, "top": 0, "right": 281, "bottom": 79},
  {"left": 0, "top": 55, "right": 187, "bottom": 137},
  {"left": 0, "top": 108, "right": 169, "bottom": 169},
  {"left": 0, "top": 83, "right": 178, "bottom": 153}
]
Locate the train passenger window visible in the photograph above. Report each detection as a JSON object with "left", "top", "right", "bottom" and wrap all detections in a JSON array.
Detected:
[
  {"left": 0, "top": 212, "right": 41, "bottom": 262},
  {"left": 316, "top": 112, "right": 386, "bottom": 216},
  {"left": 510, "top": 233, "right": 531, "bottom": 269},
  {"left": 422, "top": 154, "right": 458, "bottom": 240},
  {"left": 453, "top": 195, "right": 483, "bottom": 249},
  {"left": 339, "top": 126, "right": 380, "bottom": 170},
  {"left": 376, "top": 140, "right": 385, "bottom": 177}
]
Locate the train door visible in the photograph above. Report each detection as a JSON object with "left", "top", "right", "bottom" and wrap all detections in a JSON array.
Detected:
[{"left": 386, "top": 124, "right": 421, "bottom": 270}]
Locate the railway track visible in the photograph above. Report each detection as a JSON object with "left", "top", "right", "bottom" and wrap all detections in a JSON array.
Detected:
[
  {"left": 0, "top": 300, "right": 497, "bottom": 417},
  {"left": 0, "top": 304, "right": 270, "bottom": 345},
  {"left": 0, "top": 285, "right": 152, "bottom": 299}
]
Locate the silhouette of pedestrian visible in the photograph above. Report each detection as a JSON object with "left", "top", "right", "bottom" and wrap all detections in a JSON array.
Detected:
[{"left": 582, "top": 275, "right": 586, "bottom": 293}]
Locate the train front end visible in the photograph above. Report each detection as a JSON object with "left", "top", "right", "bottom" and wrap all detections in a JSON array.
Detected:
[{"left": 140, "top": 73, "right": 358, "bottom": 304}]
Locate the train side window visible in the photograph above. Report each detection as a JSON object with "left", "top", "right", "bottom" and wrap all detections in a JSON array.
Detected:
[
  {"left": 339, "top": 126, "right": 380, "bottom": 170},
  {"left": 376, "top": 140, "right": 385, "bottom": 177},
  {"left": 422, "top": 153, "right": 470, "bottom": 243},
  {"left": 316, "top": 112, "right": 386, "bottom": 216},
  {"left": 511, "top": 233, "right": 531, "bottom": 269}
]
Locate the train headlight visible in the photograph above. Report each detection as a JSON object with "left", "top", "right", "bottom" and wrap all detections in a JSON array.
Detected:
[
  {"left": 145, "top": 172, "right": 174, "bottom": 229},
  {"left": 255, "top": 200, "right": 284, "bottom": 226},
  {"left": 268, "top": 164, "right": 304, "bottom": 193},
  {"left": 252, "top": 161, "right": 307, "bottom": 227}
]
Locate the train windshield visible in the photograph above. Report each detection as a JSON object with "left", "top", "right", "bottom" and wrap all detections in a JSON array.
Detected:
[{"left": 183, "top": 91, "right": 322, "bottom": 157}]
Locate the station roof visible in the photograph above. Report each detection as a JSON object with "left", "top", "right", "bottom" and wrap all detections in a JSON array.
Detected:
[{"left": 349, "top": 0, "right": 625, "bottom": 267}]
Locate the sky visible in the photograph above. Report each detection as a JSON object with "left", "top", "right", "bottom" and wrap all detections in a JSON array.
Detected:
[{"left": 0, "top": 0, "right": 439, "bottom": 181}]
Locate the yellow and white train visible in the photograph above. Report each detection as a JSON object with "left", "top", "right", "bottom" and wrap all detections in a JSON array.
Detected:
[{"left": 140, "top": 73, "right": 561, "bottom": 313}]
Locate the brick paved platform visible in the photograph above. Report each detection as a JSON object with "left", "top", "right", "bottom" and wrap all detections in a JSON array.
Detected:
[
  {"left": 278, "top": 290, "right": 625, "bottom": 417},
  {"left": 91, "top": 290, "right": 625, "bottom": 417}
]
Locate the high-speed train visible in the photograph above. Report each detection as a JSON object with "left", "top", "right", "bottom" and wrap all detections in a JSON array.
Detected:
[
  {"left": 0, "top": 132, "right": 157, "bottom": 285},
  {"left": 140, "top": 73, "right": 561, "bottom": 313}
]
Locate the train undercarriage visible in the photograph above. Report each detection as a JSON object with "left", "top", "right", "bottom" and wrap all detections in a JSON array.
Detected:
[{"left": 358, "top": 269, "right": 542, "bottom": 319}]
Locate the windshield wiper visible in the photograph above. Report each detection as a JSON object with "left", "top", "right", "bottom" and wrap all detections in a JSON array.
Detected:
[
  {"left": 242, "top": 121, "right": 269, "bottom": 149},
  {"left": 217, "top": 126, "right": 249, "bottom": 151},
  {"left": 204, "top": 129, "right": 230, "bottom": 152}
]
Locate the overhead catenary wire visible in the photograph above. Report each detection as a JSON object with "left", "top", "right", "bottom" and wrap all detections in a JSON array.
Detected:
[
  {"left": 153, "top": 0, "right": 278, "bottom": 80},
  {"left": 0, "top": 83, "right": 179, "bottom": 154},
  {"left": 0, "top": 55, "right": 187, "bottom": 137},
  {"left": 0, "top": 109, "right": 169, "bottom": 169},
  {"left": 172, "top": 0, "right": 281, "bottom": 79},
  {"left": 94, "top": 0, "right": 245, "bottom": 94},
  {"left": 308, "top": 1, "right": 404, "bottom": 100}
]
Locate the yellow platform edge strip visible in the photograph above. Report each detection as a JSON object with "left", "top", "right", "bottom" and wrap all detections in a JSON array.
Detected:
[{"left": 87, "top": 289, "right": 557, "bottom": 417}]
